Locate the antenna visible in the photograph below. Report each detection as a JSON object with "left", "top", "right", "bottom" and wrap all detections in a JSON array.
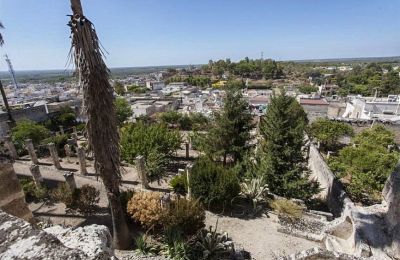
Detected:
[
  {"left": 4, "top": 54, "right": 19, "bottom": 91},
  {"left": 261, "top": 51, "right": 264, "bottom": 61}
]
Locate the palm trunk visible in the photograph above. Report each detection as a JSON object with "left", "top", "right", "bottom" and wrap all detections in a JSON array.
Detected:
[{"left": 69, "top": 0, "right": 130, "bottom": 249}]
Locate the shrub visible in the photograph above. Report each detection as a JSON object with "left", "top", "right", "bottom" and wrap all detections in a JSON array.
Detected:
[
  {"left": 127, "top": 191, "right": 163, "bottom": 229},
  {"left": 270, "top": 198, "right": 303, "bottom": 219},
  {"left": 170, "top": 174, "right": 187, "bottom": 195},
  {"left": 11, "top": 120, "right": 50, "bottom": 154},
  {"left": 42, "top": 134, "right": 69, "bottom": 157},
  {"left": 52, "top": 183, "right": 99, "bottom": 214},
  {"left": 51, "top": 182, "right": 77, "bottom": 208},
  {"left": 162, "top": 198, "right": 205, "bottom": 236},
  {"left": 77, "top": 185, "right": 100, "bottom": 214},
  {"left": 191, "top": 158, "right": 240, "bottom": 207},
  {"left": 20, "top": 178, "right": 48, "bottom": 202}
]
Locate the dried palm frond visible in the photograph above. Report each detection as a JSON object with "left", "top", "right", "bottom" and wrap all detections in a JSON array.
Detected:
[
  {"left": 68, "top": 9, "right": 121, "bottom": 183},
  {"left": 68, "top": 0, "right": 130, "bottom": 249}
]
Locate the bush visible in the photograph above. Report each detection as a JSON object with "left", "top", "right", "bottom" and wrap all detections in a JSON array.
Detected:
[
  {"left": 11, "top": 120, "right": 50, "bottom": 154},
  {"left": 77, "top": 185, "right": 100, "bottom": 214},
  {"left": 52, "top": 183, "right": 99, "bottom": 214},
  {"left": 170, "top": 174, "right": 187, "bottom": 195},
  {"left": 191, "top": 158, "right": 240, "bottom": 206},
  {"left": 127, "top": 191, "right": 163, "bottom": 230},
  {"left": 20, "top": 178, "right": 48, "bottom": 202},
  {"left": 162, "top": 198, "right": 205, "bottom": 236},
  {"left": 270, "top": 198, "right": 303, "bottom": 219},
  {"left": 42, "top": 134, "right": 69, "bottom": 157},
  {"left": 51, "top": 182, "right": 76, "bottom": 208}
]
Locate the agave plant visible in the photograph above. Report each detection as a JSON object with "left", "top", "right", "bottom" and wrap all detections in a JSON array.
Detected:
[
  {"left": 194, "top": 221, "right": 234, "bottom": 260},
  {"left": 240, "top": 177, "right": 269, "bottom": 209},
  {"left": 134, "top": 234, "right": 159, "bottom": 256}
]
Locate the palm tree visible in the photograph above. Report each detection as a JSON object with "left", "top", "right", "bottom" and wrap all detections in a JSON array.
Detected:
[
  {"left": 0, "top": 21, "right": 14, "bottom": 125},
  {"left": 68, "top": 0, "right": 130, "bottom": 249}
]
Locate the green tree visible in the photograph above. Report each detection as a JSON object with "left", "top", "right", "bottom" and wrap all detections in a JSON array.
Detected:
[
  {"left": 114, "top": 81, "right": 125, "bottom": 96},
  {"left": 329, "top": 125, "right": 400, "bottom": 204},
  {"left": 298, "top": 84, "right": 318, "bottom": 94},
  {"left": 114, "top": 98, "right": 132, "bottom": 126},
  {"left": 120, "top": 122, "right": 181, "bottom": 180},
  {"left": 202, "top": 85, "right": 254, "bottom": 164},
  {"left": 309, "top": 118, "right": 354, "bottom": 151},
  {"left": 258, "top": 92, "right": 319, "bottom": 200},
  {"left": 44, "top": 106, "right": 77, "bottom": 131}
]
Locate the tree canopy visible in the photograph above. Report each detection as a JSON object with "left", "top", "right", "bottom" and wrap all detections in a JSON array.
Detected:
[
  {"left": 258, "top": 91, "right": 319, "bottom": 200},
  {"left": 329, "top": 125, "right": 400, "bottom": 204},
  {"left": 114, "top": 97, "right": 132, "bottom": 126},
  {"left": 200, "top": 85, "right": 254, "bottom": 164},
  {"left": 309, "top": 118, "right": 354, "bottom": 151}
]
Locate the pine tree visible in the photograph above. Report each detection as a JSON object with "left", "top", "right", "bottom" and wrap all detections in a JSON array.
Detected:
[
  {"left": 258, "top": 91, "right": 318, "bottom": 200},
  {"left": 203, "top": 83, "right": 254, "bottom": 165}
]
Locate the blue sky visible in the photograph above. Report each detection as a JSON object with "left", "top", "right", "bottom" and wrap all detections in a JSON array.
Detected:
[{"left": 0, "top": 0, "right": 399, "bottom": 70}]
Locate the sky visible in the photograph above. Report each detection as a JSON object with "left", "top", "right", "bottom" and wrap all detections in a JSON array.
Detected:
[{"left": 0, "top": 0, "right": 399, "bottom": 71}]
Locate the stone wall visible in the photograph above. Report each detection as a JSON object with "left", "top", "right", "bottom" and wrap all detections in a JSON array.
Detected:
[{"left": 308, "top": 144, "right": 349, "bottom": 217}]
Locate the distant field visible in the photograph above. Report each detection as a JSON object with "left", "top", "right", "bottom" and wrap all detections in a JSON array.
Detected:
[{"left": 0, "top": 64, "right": 201, "bottom": 83}]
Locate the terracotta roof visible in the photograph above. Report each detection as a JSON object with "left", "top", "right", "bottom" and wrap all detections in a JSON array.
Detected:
[{"left": 299, "top": 98, "right": 329, "bottom": 106}]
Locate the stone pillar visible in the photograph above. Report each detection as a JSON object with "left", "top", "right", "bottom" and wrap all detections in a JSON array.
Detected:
[
  {"left": 25, "top": 139, "right": 39, "bottom": 165},
  {"left": 48, "top": 143, "right": 62, "bottom": 170},
  {"left": 63, "top": 172, "right": 77, "bottom": 190},
  {"left": 5, "top": 136, "right": 18, "bottom": 160},
  {"left": 59, "top": 126, "right": 65, "bottom": 135},
  {"left": 77, "top": 147, "right": 87, "bottom": 175},
  {"left": 64, "top": 144, "right": 73, "bottom": 158},
  {"left": 0, "top": 162, "right": 34, "bottom": 223},
  {"left": 136, "top": 155, "right": 149, "bottom": 189},
  {"left": 186, "top": 164, "right": 193, "bottom": 199},
  {"left": 71, "top": 133, "right": 78, "bottom": 147},
  {"left": 29, "top": 164, "right": 43, "bottom": 188},
  {"left": 160, "top": 193, "right": 171, "bottom": 211},
  {"left": 185, "top": 142, "right": 190, "bottom": 159}
]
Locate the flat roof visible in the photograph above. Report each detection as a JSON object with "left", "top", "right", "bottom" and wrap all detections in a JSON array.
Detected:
[{"left": 299, "top": 98, "right": 329, "bottom": 106}]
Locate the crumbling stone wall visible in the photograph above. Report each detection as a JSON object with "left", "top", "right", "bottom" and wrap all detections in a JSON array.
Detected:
[{"left": 308, "top": 143, "right": 349, "bottom": 216}]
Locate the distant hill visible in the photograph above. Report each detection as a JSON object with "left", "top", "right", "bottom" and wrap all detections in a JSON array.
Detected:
[{"left": 287, "top": 56, "right": 400, "bottom": 64}]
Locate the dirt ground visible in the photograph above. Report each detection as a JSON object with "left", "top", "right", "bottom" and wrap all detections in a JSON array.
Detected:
[{"left": 205, "top": 211, "right": 320, "bottom": 259}]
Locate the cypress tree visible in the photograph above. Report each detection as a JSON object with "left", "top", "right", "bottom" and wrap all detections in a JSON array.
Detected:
[
  {"left": 258, "top": 91, "right": 319, "bottom": 200},
  {"left": 203, "top": 83, "right": 254, "bottom": 165}
]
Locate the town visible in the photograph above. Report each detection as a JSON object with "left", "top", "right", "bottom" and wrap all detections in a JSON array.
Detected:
[{"left": 1, "top": 1, "right": 400, "bottom": 260}]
